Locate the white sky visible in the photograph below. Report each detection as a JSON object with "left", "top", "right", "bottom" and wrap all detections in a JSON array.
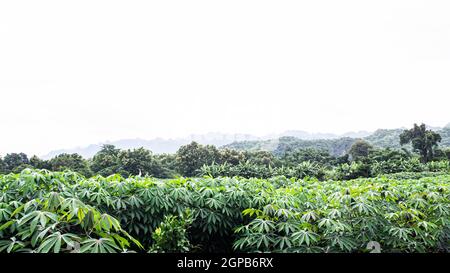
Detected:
[{"left": 1, "top": 0, "right": 449, "bottom": 156}]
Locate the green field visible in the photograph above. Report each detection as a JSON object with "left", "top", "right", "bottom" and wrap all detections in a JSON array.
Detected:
[{"left": 0, "top": 169, "right": 448, "bottom": 253}]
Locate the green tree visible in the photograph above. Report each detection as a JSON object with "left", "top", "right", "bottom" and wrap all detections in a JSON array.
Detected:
[
  {"left": 219, "top": 149, "right": 246, "bottom": 165},
  {"left": 280, "top": 148, "right": 335, "bottom": 167},
  {"left": 48, "top": 153, "right": 92, "bottom": 177},
  {"left": 90, "top": 144, "right": 121, "bottom": 176},
  {"left": 348, "top": 139, "right": 373, "bottom": 161},
  {"left": 29, "top": 155, "right": 50, "bottom": 169},
  {"left": 432, "top": 148, "right": 450, "bottom": 161},
  {"left": 3, "top": 153, "right": 29, "bottom": 173},
  {"left": 0, "top": 156, "right": 5, "bottom": 174},
  {"left": 244, "top": 151, "right": 277, "bottom": 167},
  {"left": 400, "top": 123, "right": 442, "bottom": 163},
  {"left": 117, "top": 147, "right": 166, "bottom": 177},
  {"left": 175, "top": 142, "right": 220, "bottom": 177},
  {"left": 154, "top": 153, "right": 179, "bottom": 178},
  {"left": 445, "top": 148, "right": 450, "bottom": 160}
]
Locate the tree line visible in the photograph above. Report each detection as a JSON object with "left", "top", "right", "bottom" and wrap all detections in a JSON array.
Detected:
[{"left": 1, "top": 123, "right": 449, "bottom": 179}]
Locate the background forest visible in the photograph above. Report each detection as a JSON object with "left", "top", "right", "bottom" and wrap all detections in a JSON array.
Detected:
[{"left": 1, "top": 124, "right": 449, "bottom": 181}]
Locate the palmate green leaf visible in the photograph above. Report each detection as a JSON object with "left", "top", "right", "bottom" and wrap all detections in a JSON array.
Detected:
[
  {"left": 232, "top": 237, "right": 251, "bottom": 250},
  {"left": 110, "top": 234, "right": 131, "bottom": 249},
  {"left": 17, "top": 226, "right": 35, "bottom": 241},
  {"left": 205, "top": 197, "right": 223, "bottom": 210},
  {"left": 60, "top": 197, "right": 86, "bottom": 220},
  {"left": 88, "top": 188, "right": 111, "bottom": 205},
  {"left": 97, "top": 214, "right": 121, "bottom": 232},
  {"left": 275, "top": 208, "right": 292, "bottom": 218},
  {"left": 0, "top": 220, "right": 15, "bottom": 231},
  {"left": 254, "top": 234, "right": 272, "bottom": 250},
  {"left": 331, "top": 236, "right": 357, "bottom": 252},
  {"left": 432, "top": 203, "right": 449, "bottom": 216},
  {"left": 275, "top": 236, "right": 292, "bottom": 250},
  {"left": 127, "top": 195, "right": 144, "bottom": 208},
  {"left": 23, "top": 199, "right": 40, "bottom": 213},
  {"left": 79, "top": 238, "right": 120, "bottom": 253},
  {"left": 318, "top": 218, "right": 333, "bottom": 229},
  {"left": 33, "top": 223, "right": 59, "bottom": 247},
  {"left": 352, "top": 201, "right": 376, "bottom": 215},
  {"left": 0, "top": 207, "right": 12, "bottom": 221},
  {"left": 276, "top": 221, "right": 298, "bottom": 235},
  {"left": 291, "top": 230, "right": 318, "bottom": 246},
  {"left": 0, "top": 237, "right": 26, "bottom": 253},
  {"left": 234, "top": 225, "right": 249, "bottom": 234},
  {"left": 18, "top": 211, "right": 58, "bottom": 230},
  {"left": 45, "top": 192, "right": 63, "bottom": 211},
  {"left": 327, "top": 208, "right": 342, "bottom": 219},
  {"left": 81, "top": 209, "right": 96, "bottom": 230},
  {"left": 408, "top": 197, "right": 428, "bottom": 209},
  {"left": 9, "top": 203, "right": 25, "bottom": 218},
  {"left": 36, "top": 232, "right": 80, "bottom": 253},
  {"left": 120, "top": 230, "right": 144, "bottom": 250},
  {"left": 115, "top": 198, "right": 127, "bottom": 210},
  {"left": 242, "top": 208, "right": 261, "bottom": 217},
  {"left": 77, "top": 208, "right": 86, "bottom": 222},
  {"left": 250, "top": 219, "right": 275, "bottom": 233},
  {"left": 389, "top": 227, "right": 412, "bottom": 242},
  {"left": 301, "top": 210, "right": 318, "bottom": 222},
  {"left": 417, "top": 221, "right": 437, "bottom": 232}
]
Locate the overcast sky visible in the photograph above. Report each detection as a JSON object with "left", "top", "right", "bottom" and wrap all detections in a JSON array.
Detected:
[{"left": 1, "top": 0, "right": 449, "bottom": 156}]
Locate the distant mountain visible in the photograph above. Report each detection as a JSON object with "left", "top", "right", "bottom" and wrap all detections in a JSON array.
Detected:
[
  {"left": 222, "top": 137, "right": 357, "bottom": 157},
  {"left": 278, "top": 130, "right": 337, "bottom": 140},
  {"left": 342, "top": 131, "right": 372, "bottom": 138},
  {"left": 223, "top": 126, "right": 450, "bottom": 156},
  {"left": 363, "top": 127, "right": 450, "bottom": 149},
  {"left": 42, "top": 134, "right": 261, "bottom": 159},
  {"left": 363, "top": 128, "right": 405, "bottom": 149},
  {"left": 276, "top": 130, "right": 371, "bottom": 140},
  {"left": 41, "top": 125, "right": 450, "bottom": 159},
  {"left": 43, "top": 144, "right": 104, "bottom": 160},
  {"left": 438, "top": 127, "right": 450, "bottom": 147}
]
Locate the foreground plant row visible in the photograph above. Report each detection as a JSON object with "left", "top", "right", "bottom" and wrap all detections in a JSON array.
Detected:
[{"left": 0, "top": 169, "right": 449, "bottom": 253}]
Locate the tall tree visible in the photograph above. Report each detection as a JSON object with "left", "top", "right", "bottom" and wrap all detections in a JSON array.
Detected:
[
  {"left": 48, "top": 153, "right": 92, "bottom": 177},
  {"left": 117, "top": 147, "right": 166, "bottom": 177},
  {"left": 0, "top": 156, "right": 5, "bottom": 174},
  {"left": 90, "top": 144, "right": 121, "bottom": 176},
  {"left": 176, "top": 142, "right": 220, "bottom": 177},
  {"left": 280, "top": 148, "right": 335, "bottom": 167},
  {"left": 219, "top": 149, "right": 246, "bottom": 166},
  {"left": 399, "top": 123, "right": 441, "bottom": 163},
  {"left": 154, "top": 153, "right": 179, "bottom": 178},
  {"left": 348, "top": 139, "right": 373, "bottom": 161},
  {"left": 3, "top": 153, "right": 29, "bottom": 173},
  {"left": 244, "top": 150, "right": 277, "bottom": 167},
  {"left": 29, "top": 155, "right": 50, "bottom": 169}
]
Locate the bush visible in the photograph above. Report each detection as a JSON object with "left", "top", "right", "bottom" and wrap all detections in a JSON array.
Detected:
[
  {"left": 149, "top": 210, "right": 193, "bottom": 253},
  {"left": 1, "top": 169, "right": 449, "bottom": 253}
]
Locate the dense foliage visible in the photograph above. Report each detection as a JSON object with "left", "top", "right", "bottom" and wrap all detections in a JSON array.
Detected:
[
  {"left": 1, "top": 124, "right": 449, "bottom": 181},
  {"left": 400, "top": 123, "right": 442, "bottom": 163},
  {"left": 224, "top": 127, "right": 450, "bottom": 153},
  {"left": 223, "top": 137, "right": 356, "bottom": 157},
  {"left": 0, "top": 170, "right": 142, "bottom": 253},
  {"left": 234, "top": 175, "right": 449, "bottom": 253},
  {"left": 0, "top": 169, "right": 448, "bottom": 253}
]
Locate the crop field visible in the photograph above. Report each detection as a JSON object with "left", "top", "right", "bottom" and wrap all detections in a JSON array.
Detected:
[{"left": 0, "top": 169, "right": 448, "bottom": 253}]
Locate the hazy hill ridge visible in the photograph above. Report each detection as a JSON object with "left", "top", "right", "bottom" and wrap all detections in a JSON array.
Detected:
[
  {"left": 42, "top": 126, "right": 450, "bottom": 159},
  {"left": 224, "top": 127, "right": 450, "bottom": 156}
]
